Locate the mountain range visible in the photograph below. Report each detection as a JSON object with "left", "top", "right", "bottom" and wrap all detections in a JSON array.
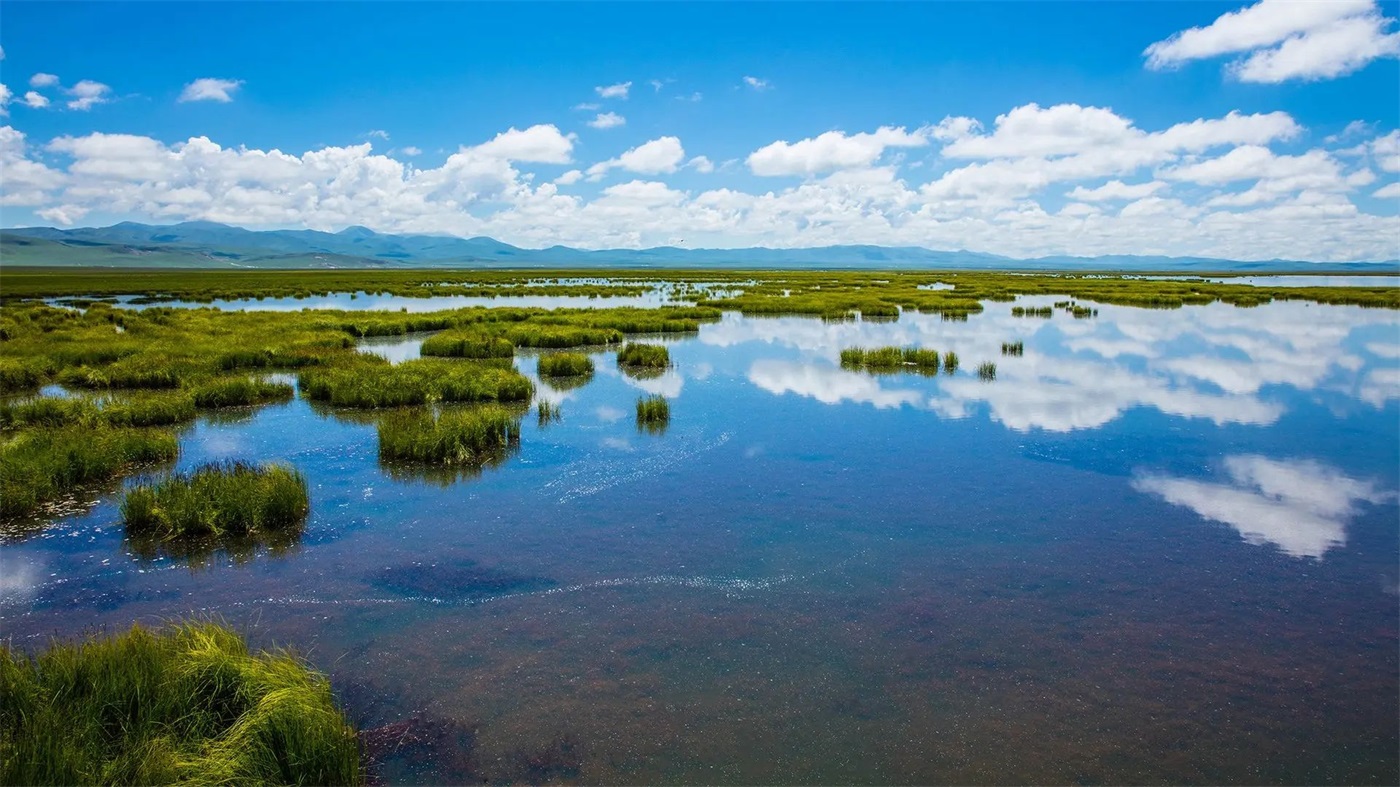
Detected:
[{"left": 2, "top": 221, "right": 1395, "bottom": 272}]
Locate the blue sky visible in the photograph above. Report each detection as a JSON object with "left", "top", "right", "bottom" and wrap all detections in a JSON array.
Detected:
[{"left": 1, "top": 1, "right": 1397, "bottom": 261}]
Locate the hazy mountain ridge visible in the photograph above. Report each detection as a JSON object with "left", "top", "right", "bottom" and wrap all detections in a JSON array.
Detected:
[{"left": 2, "top": 222, "right": 1395, "bottom": 271}]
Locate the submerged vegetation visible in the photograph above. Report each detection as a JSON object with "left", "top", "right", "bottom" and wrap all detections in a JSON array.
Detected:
[
  {"left": 636, "top": 395, "right": 670, "bottom": 434},
  {"left": 840, "top": 346, "right": 941, "bottom": 374},
  {"left": 0, "top": 621, "right": 361, "bottom": 786},
  {"left": 121, "top": 461, "right": 310, "bottom": 541},
  {"left": 377, "top": 406, "right": 521, "bottom": 468}
]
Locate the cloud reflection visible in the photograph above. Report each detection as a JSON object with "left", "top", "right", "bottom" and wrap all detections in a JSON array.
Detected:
[
  {"left": 1133, "top": 455, "right": 1387, "bottom": 559},
  {"left": 748, "top": 360, "right": 921, "bottom": 409}
]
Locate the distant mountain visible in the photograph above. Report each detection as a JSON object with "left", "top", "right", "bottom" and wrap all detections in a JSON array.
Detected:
[{"left": 2, "top": 221, "right": 1396, "bottom": 272}]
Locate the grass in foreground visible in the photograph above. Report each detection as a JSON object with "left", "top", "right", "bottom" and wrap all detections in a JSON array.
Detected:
[
  {"left": 121, "top": 461, "right": 310, "bottom": 539},
  {"left": 1, "top": 426, "right": 179, "bottom": 519},
  {"left": 377, "top": 406, "right": 521, "bottom": 467},
  {"left": 0, "top": 621, "right": 361, "bottom": 786},
  {"left": 636, "top": 395, "right": 670, "bottom": 434}
]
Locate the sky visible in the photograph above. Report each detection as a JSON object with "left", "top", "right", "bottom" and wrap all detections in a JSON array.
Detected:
[{"left": 1, "top": 0, "right": 1398, "bottom": 261}]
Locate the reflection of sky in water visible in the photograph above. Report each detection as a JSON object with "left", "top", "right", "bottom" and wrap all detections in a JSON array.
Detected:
[
  {"left": 51, "top": 290, "right": 683, "bottom": 312},
  {"left": 2, "top": 298, "right": 1397, "bottom": 784}
]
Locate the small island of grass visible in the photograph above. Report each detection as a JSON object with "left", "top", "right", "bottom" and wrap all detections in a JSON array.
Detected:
[
  {"left": 377, "top": 405, "right": 521, "bottom": 467},
  {"left": 840, "top": 346, "right": 941, "bottom": 374},
  {"left": 121, "top": 461, "right": 310, "bottom": 541},
  {"left": 636, "top": 395, "right": 670, "bottom": 434}
]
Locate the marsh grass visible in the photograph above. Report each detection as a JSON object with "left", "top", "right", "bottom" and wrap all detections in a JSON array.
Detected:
[
  {"left": 1001, "top": 341, "right": 1024, "bottom": 356},
  {"left": 419, "top": 332, "right": 515, "bottom": 359},
  {"left": 536, "top": 352, "right": 595, "bottom": 378},
  {"left": 191, "top": 378, "right": 295, "bottom": 409},
  {"left": 299, "top": 358, "right": 533, "bottom": 408},
  {"left": 840, "top": 346, "right": 940, "bottom": 374},
  {"left": 1, "top": 427, "right": 179, "bottom": 519},
  {"left": 1011, "top": 306, "right": 1054, "bottom": 318},
  {"left": 537, "top": 400, "right": 561, "bottom": 426},
  {"left": 121, "top": 461, "right": 310, "bottom": 542},
  {"left": 943, "top": 351, "right": 960, "bottom": 375},
  {"left": 504, "top": 324, "right": 623, "bottom": 348},
  {"left": 977, "top": 361, "right": 998, "bottom": 381},
  {"left": 636, "top": 395, "right": 670, "bottom": 434},
  {"left": 377, "top": 406, "right": 521, "bottom": 467},
  {"left": 616, "top": 343, "right": 671, "bottom": 369},
  {"left": 0, "top": 621, "right": 361, "bottom": 785}
]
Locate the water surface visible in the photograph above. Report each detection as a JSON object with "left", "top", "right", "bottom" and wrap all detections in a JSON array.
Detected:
[{"left": 3, "top": 296, "right": 1397, "bottom": 784}]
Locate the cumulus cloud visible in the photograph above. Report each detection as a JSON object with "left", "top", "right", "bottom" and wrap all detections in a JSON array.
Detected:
[
  {"left": 0, "top": 85, "right": 9, "bottom": 116},
  {"left": 1133, "top": 455, "right": 1387, "bottom": 558},
  {"left": 399, "top": 145, "right": 422, "bottom": 157},
  {"left": 587, "top": 111, "right": 626, "bottom": 130},
  {"left": 1144, "top": 0, "right": 1400, "bottom": 83},
  {"left": 30, "top": 73, "right": 59, "bottom": 88},
  {"left": 747, "top": 126, "right": 928, "bottom": 176},
  {"left": 586, "top": 136, "right": 686, "bottom": 179},
  {"left": 6, "top": 98, "right": 1399, "bottom": 260},
  {"left": 179, "top": 77, "right": 244, "bottom": 103},
  {"left": 21, "top": 91, "right": 50, "bottom": 109},
  {"left": 595, "top": 81, "right": 631, "bottom": 99},
  {"left": 66, "top": 80, "right": 111, "bottom": 110}
]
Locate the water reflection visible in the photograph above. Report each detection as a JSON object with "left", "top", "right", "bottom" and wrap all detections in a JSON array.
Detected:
[
  {"left": 710, "top": 299, "right": 1400, "bottom": 432},
  {"left": 1133, "top": 455, "right": 1389, "bottom": 559},
  {"left": 47, "top": 290, "right": 684, "bottom": 312}
]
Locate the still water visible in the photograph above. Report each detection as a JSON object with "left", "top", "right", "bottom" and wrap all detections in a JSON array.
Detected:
[{"left": 2, "top": 295, "right": 1398, "bottom": 784}]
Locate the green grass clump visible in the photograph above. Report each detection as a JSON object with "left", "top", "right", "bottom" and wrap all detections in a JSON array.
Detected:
[
  {"left": 537, "top": 352, "right": 595, "bottom": 378},
  {"left": 299, "top": 358, "right": 533, "bottom": 408},
  {"left": 1, "top": 427, "right": 179, "bottom": 519},
  {"left": 377, "top": 406, "right": 521, "bottom": 467},
  {"left": 503, "top": 324, "right": 623, "bottom": 348},
  {"left": 636, "top": 395, "right": 670, "bottom": 434},
  {"left": 0, "top": 359, "right": 47, "bottom": 394},
  {"left": 0, "top": 621, "right": 361, "bottom": 785},
  {"left": 617, "top": 343, "right": 670, "bottom": 369},
  {"left": 0, "top": 393, "right": 197, "bottom": 429},
  {"left": 1011, "top": 306, "right": 1054, "bottom": 318},
  {"left": 420, "top": 331, "right": 515, "bottom": 359},
  {"left": 121, "top": 461, "right": 310, "bottom": 540},
  {"left": 839, "top": 346, "right": 940, "bottom": 373},
  {"left": 191, "top": 377, "right": 295, "bottom": 409},
  {"left": 1001, "top": 341, "right": 1024, "bottom": 356},
  {"left": 977, "top": 361, "right": 998, "bottom": 381},
  {"left": 943, "top": 351, "right": 960, "bottom": 375}
]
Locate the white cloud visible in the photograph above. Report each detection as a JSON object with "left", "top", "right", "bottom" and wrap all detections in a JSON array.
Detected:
[
  {"left": 1374, "top": 182, "right": 1400, "bottom": 199},
  {"left": 595, "top": 81, "right": 631, "bottom": 99},
  {"left": 677, "top": 92, "right": 703, "bottom": 103},
  {"left": 748, "top": 126, "right": 928, "bottom": 176},
  {"left": 179, "top": 77, "right": 243, "bottom": 103},
  {"left": 587, "top": 136, "right": 686, "bottom": 179},
  {"left": 573, "top": 102, "right": 600, "bottom": 111},
  {"left": 471, "top": 124, "right": 574, "bottom": 163},
  {"left": 66, "top": 80, "right": 111, "bottom": 111},
  {"left": 0, "top": 85, "right": 9, "bottom": 116},
  {"left": 1372, "top": 130, "right": 1400, "bottom": 173},
  {"left": 1067, "top": 180, "right": 1165, "bottom": 201},
  {"left": 29, "top": 73, "right": 59, "bottom": 88},
  {"left": 399, "top": 145, "right": 422, "bottom": 157},
  {"left": 742, "top": 76, "right": 771, "bottom": 90},
  {"left": 554, "top": 169, "right": 583, "bottom": 186},
  {"left": 1144, "top": 0, "right": 1400, "bottom": 83},
  {"left": 686, "top": 155, "right": 715, "bottom": 173},
  {"left": 1134, "top": 455, "right": 1387, "bottom": 558},
  {"left": 366, "top": 129, "right": 390, "bottom": 140},
  {"left": 21, "top": 91, "right": 49, "bottom": 109},
  {"left": 587, "top": 111, "right": 626, "bottom": 130},
  {"left": 37, "top": 204, "right": 89, "bottom": 225}
]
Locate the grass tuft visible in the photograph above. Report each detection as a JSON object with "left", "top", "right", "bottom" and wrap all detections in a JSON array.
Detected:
[
  {"left": 121, "top": 461, "right": 310, "bottom": 540},
  {"left": 420, "top": 332, "right": 515, "bottom": 359},
  {"left": 191, "top": 377, "right": 295, "bottom": 409},
  {"left": 0, "top": 621, "right": 361, "bottom": 785},
  {"left": 840, "top": 346, "right": 940, "bottom": 374},
  {"left": 616, "top": 343, "right": 671, "bottom": 370},
  {"left": 1000, "top": 341, "right": 1024, "bottom": 356},
  {"left": 1, "top": 427, "right": 179, "bottom": 519},
  {"left": 537, "top": 352, "right": 595, "bottom": 378},
  {"left": 537, "top": 400, "right": 561, "bottom": 426},
  {"left": 635, "top": 395, "right": 670, "bottom": 434},
  {"left": 377, "top": 406, "right": 521, "bottom": 467},
  {"left": 977, "top": 361, "right": 998, "bottom": 381}
]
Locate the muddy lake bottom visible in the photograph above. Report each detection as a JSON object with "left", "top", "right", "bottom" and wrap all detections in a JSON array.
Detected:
[{"left": 3, "top": 295, "right": 1398, "bottom": 784}]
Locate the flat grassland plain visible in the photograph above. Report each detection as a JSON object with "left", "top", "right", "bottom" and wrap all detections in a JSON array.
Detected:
[{"left": 2, "top": 267, "right": 1398, "bottom": 784}]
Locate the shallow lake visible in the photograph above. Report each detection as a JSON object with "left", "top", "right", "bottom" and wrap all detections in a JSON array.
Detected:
[{"left": 3, "top": 295, "right": 1398, "bottom": 784}]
